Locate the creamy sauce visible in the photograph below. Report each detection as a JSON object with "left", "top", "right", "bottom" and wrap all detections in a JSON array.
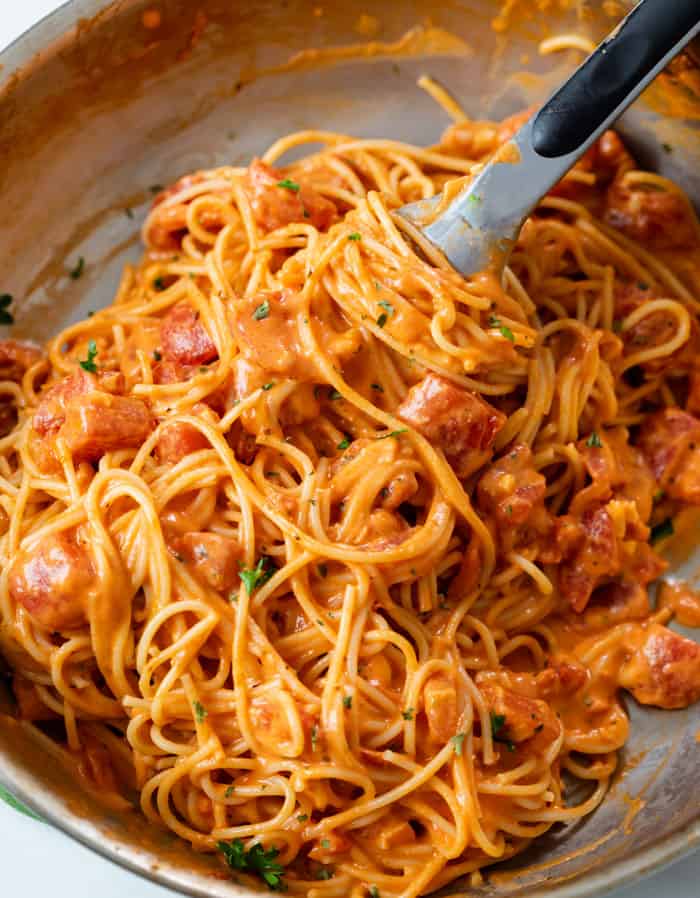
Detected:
[
  {"left": 237, "top": 25, "right": 471, "bottom": 86},
  {"left": 657, "top": 579, "right": 700, "bottom": 628}
]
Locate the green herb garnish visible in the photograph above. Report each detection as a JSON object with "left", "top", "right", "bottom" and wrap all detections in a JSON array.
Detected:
[
  {"left": 451, "top": 732, "right": 466, "bottom": 755},
  {"left": 401, "top": 708, "right": 414, "bottom": 721},
  {"left": 0, "top": 294, "right": 14, "bottom": 326},
  {"left": 193, "top": 701, "right": 208, "bottom": 723},
  {"left": 378, "top": 299, "right": 394, "bottom": 316},
  {"left": 277, "top": 178, "right": 300, "bottom": 192},
  {"left": 586, "top": 431, "right": 603, "bottom": 448},
  {"left": 490, "top": 711, "right": 515, "bottom": 752},
  {"left": 343, "top": 695, "right": 352, "bottom": 709},
  {"left": 239, "top": 557, "right": 275, "bottom": 595},
  {"left": 262, "top": 382, "right": 275, "bottom": 391},
  {"left": 217, "top": 839, "right": 287, "bottom": 891},
  {"left": 375, "top": 429, "right": 407, "bottom": 440},
  {"left": 253, "top": 299, "right": 270, "bottom": 320},
  {"left": 348, "top": 232, "right": 361, "bottom": 241},
  {"left": 377, "top": 313, "right": 388, "bottom": 328},
  {"left": 337, "top": 437, "right": 350, "bottom": 450},
  {"left": 153, "top": 277, "right": 167, "bottom": 291},
  {"left": 69, "top": 257, "right": 85, "bottom": 280},
  {"left": 650, "top": 517, "right": 674, "bottom": 544},
  {"left": 79, "top": 339, "right": 98, "bottom": 373}
]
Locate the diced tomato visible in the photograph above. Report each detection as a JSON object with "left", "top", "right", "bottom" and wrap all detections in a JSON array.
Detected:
[
  {"left": 423, "top": 674, "right": 458, "bottom": 743},
  {"left": 577, "top": 427, "right": 656, "bottom": 523},
  {"left": 558, "top": 506, "right": 620, "bottom": 612},
  {"left": 180, "top": 531, "right": 242, "bottom": 592},
  {"left": 0, "top": 339, "right": 44, "bottom": 382},
  {"left": 8, "top": 529, "right": 93, "bottom": 630},
  {"left": 583, "top": 579, "right": 651, "bottom": 629},
  {"left": 33, "top": 370, "right": 99, "bottom": 437},
  {"left": 397, "top": 373, "right": 505, "bottom": 477},
  {"left": 637, "top": 407, "right": 700, "bottom": 503},
  {"left": 61, "top": 392, "right": 154, "bottom": 462},
  {"left": 246, "top": 159, "right": 337, "bottom": 233},
  {"left": 160, "top": 302, "right": 218, "bottom": 366},
  {"left": 536, "top": 657, "right": 588, "bottom": 698},
  {"left": 618, "top": 623, "right": 700, "bottom": 709},
  {"left": 232, "top": 289, "right": 316, "bottom": 380},
  {"left": 604, "top": 178, "right": 699, "bottom": 250},
  {"left": 477, "top": 444, "right": 546, "bottom": 526},
  {"left": 477, "top": 678, "right": 559, "bottom": 747},
  {"left": 155, "top": 420, "right": 210, "bottom": 464}
]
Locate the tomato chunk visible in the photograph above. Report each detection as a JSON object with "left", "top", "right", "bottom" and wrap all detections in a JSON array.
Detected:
[
  {"left": 637, "top": 407, "right": 700, "bottom": 504},
  {"left": 8, "top": 529, "right": 93, "bottom": 630},
  {"left": 61, "top": 392, "right": 154, "bottom": 462},
  {"left": 0, "top": 339, "right": 43, "bottom": 382},
  {"left": 618, "top": 624, "right": 700, "bottom": 709},
  {"left": 246, "top": 159, "right": 337, "bottom": 232},
  {"left": 397, "top": 374, "right": 505, "bottom": 477},
  {"left": 160, "top": 302, "right": 218, "bottom": 366},
  {"left": 180, "top": 532, "right": 242, "bottom": 592}
]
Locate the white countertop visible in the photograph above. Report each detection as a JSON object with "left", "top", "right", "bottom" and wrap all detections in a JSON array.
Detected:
[{"left": 0, "top": 2, "right": 698, "bottom": 896}]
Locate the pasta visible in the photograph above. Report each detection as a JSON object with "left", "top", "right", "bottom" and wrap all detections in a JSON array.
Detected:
[{"left": 1, "top": 98, "right": 700, "bottom": 898}]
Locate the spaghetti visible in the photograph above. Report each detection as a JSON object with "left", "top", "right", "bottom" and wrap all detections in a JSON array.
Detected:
[{"left": 1, "top": 100, "right": 700, "bottom": 898}]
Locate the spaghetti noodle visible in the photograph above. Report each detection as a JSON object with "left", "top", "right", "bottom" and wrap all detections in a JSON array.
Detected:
[{"left": 1, "top": 100, "right": 700, "bottom": 897}]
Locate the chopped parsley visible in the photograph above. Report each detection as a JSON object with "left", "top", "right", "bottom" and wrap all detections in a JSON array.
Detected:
[
  {"left": 225, "top": 786, "right": 235, "bottom": 798},
  {"left": 193, "top": 701, "right": 208, "bottom": 723},
  {"left": 377, "top": 313, "right": 388, "bottom": 328},
  {"left": 337, "top": 437, "right": 350, "bottom": 450},
  {"left": 378, "top": 299, "right": 394, "bottom": 316},
  {"left": 262, "top": 382, "right": 275, "bottom": 391},
  {"left": 451, "top": 732, "right": 466, "bottom": 755},
  {"left": 662, "top": 143, "right": 673, "bottom": 154},
  {"left": 488, "top": 314, "right": 515, "bottom": 342},
  {"left": 239, "top": 557, "right": 275, "bottom": 595},
  {"left": 69, "top": 257, "right": 85, "bottom": 280},
  {"left": 329, "top": 389, "right": 342, "bottom": 400},
  {"left": 318, "top": 563, "right": 328, "bottom": 578},
  {"left": 0, "top": 294, "right": 14, "bottom": 326},
  {"left": 343, "top": 695, "right": 352, "bottom": 709},
  {"left": 375, "top": 429, "right": 407, "bottom": 440},
  {"left": 217, "top": 839, "right": 286, "bottom": 891},
  {"left": 297, "top": 814, "right": 308, "bottom": 823},
  {"left": 277, "top": 178, "right": 300, "bottom": 192},
  {"left": 401, "top": 708, "right": 414, "bottom": 721},
  {"left": 653, "top": 488, "right": 665, "bottom": 503},
  {"left": 79, "top": 339, "right": 98, "bottom": 373},
  {"left": 253, "top": 299, "right": 270, "bottom": 320},
  {"left": 348, "top": 232, "right": 362, "bottom": 241},
  {"left": 467, "top": 193, "right": 482, "bottom": 204},
  {"left": 586, "top": 431, "right": 603, "bottom": 448},
  {"left": 153, "top": 350, "right": 162, "bottom": 362},
  {"left": 650, "top": 517, "right": 674, "bottom": 544},
  {"left": 369, "top": 888, "right": 380, "bottom": 898},
  {"left": 490, "top": 711, "right": 515, "bottom": 752},
  {"left": 370, "top": 383, "right": 384, "bottom": 392},
  {"left": 310, "top": 724, "right": 319, "bottom": 748},
  {"left": 153, "top": 276, "right": 167, "bottom": 291},
  {"left": 316, "top": 868, "right": 334, "bottom": 880},
  {"left": 320, "top": 839, "right": 331, "bottom": 849}
]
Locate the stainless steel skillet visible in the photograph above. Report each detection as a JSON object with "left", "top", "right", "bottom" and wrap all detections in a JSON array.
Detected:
[{"left": 0, "top": 2, "right": 698, "bottom": 897}]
